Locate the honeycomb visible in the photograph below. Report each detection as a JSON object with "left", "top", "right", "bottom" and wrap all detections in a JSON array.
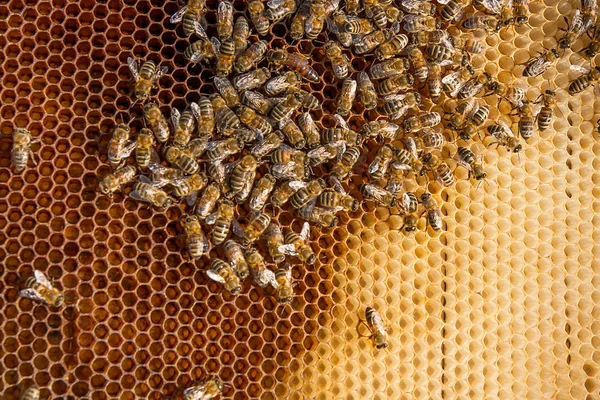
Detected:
[{"left": 1, "top": 0, "right": 599, "bottom": 398}]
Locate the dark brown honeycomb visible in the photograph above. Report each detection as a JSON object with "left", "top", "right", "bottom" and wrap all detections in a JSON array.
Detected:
[{"left": 0, "top": 0, "right": 345, "bottom": 398}]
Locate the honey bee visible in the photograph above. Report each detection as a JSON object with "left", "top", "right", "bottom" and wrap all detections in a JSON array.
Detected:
[
  {"left": 237, "top": 105, "right": 273, "bottom": 137},
  {"left": 195, "top": 183, "right": 221, "bottom": 218},
  {"left": 337, "top": 78, "right": 357, "bottom": 116},
  {"left": 251, "top": 131, "right": 285, "bottom": 158},
  {"left": 229, "top": 155, "right": 258, "bottom": 199},
  {"left": 265, "top": 71, "right": 302, "bottom": 97},
  {"left": 172, "top": 173, "right": 208, "bottom": 205},
  {"left": 535, "top": 89, "right": 557, "bottom": 131},
  {"left": 290, "top": 179, "right": 326, "bottom": 209},
  {"left": 275, "top": 264, "right": 294, "bottom": 309},
  {"left": 271, "top": 159, "right": 305, "bottom": 181},
  {"left": 280, "top": 222, "right": 316, "bottom": 265},
  {"left": 245, "top": 248, "right": 278, "bottom": 288},
  {"left": 306, "top": 142, "right": 345, "bottom": 167},
  {"left": 438, "top": 0, "right": 470, "bottom": 21},
  {"left": 98, "top": 165, "right": 137, "bottom": 195},
  {"left": 404, "top": 111, "right": 441, "bottom": 132},
  {"left": 271, "top": 92, "right": 304, "bottom": 122},
  {"left": 280, "top": 118, "right": 307, "bottom": 149},
  {"left": 7, "top": 127, "right": 39, "bottom": 173},
  {"left": 457, "top": 71, "right": 491, "bottom": 99},
  {"left": 206, "top": 200, "right": 236, "bottom": 245},
  {"left": 304, "top": 1, "right": 331, "bottom": 40},
  {"left": 370, "top": 57, "right": 410, "bottom": 79},
  {"left": 223, "top": 240, "right": 250, "bottom": 279},
  {"left": 401, "top": 0, "right": 436, "bottom": 15},
  {"left": 442, "top": 65, "right": 475, "bottom": 97},
  {"left": 264, "top": 223, "right": 286, "bottom": 263},
  {"left": 297, "top": 113, "right": 321, "bottom": 149},
  {"left": 214, "top": 37, "right": 236, "bottom": 77},
  {"left": 184, "top": 379, "right": 227, "bottom": 400},
  {"left": 452, "top": 101, "right": 490, "bottom": 141},
  {"left": 359, "top": 307, "right": 390, "bottom": 349},
  {"left": 127, "top": 57, "right": 168, "bottom": 103},
  {"left": 426, "top": 41, "right": 466, "bottom": 65},
  {"left": 135, "top": 128, "right": 155, "bottom": 169},
  {"left": 107, "top": 123, "right": 135, "bottom": 168},
  {"left": 359, "top": 183, "right": 396, "bottom": 207},
  {"left": 327, "top": 10, "right": 353, "bottom": 47},
  {"left": 131, "top": 177, "right": 174, "bottom": 208},
  {"left": 242, "top": 91, "right": 279, "bottom": 116},
  {"left": 165, "top": 146, "right": 200, "bottom": 174},
  {"left": 271, "top": 180, "right": 307, "bottom": 207},
  {"left": 411, "top": 30, "right": 450, "bottom": 46},
  {"left": 364, "top": 1, "right": 390, "bottom": 29},
  {"left": 298, "top": 200, "right": 339, "bottom": 228},
  {"left": 357, "top": 72, "right": 378, "bottom": 110},
  {"left": 142, "top": 103, "right": 170, "bottom": 143},
  {"left": 205, "top": 139, "right": 243, "bottom": 164},
  {"left": 353, "top": 29, "right": 392, "bottom": 54},
  {"left": 447, "top": 98, "right": 478, "bottom": 129},
  {"left": 19, "top": 385, "right": 41, "bottom": 400},
  {"left": 217, "top": 0, "right": 234, "bottom": 40},
  {"left": 434, "top": 160, "right": 455, "bottom": 186},
  {"left": 377, "top": 74, "right": 414, "bottom": 96},
  {"left": 456, "top": 146, "right": 487, "bottom": 181},
  {"left": 402, "top": 14, "right": 438, "bottom": 32},
  {"left": 568, "top": 65, "right": 600, "bottom": 95},
  {"left": 369, "top": 144, "right": 396, "bottom": 181},
  {"left": 361, "top": 120, "right": 400, "bottom": 139},
  {"left": 170, "top": 0, "right": 207, "bottom": 37},
  {"left": 522, "top": 48, "right": 560, "bottom": 78},
  {"left": 515, "top": 101, "right": 540, "bottom": 141},
  {"left": 584, "top": 24, "right": 600, "bottom": 57},
  {"left": 324, "top": 40, "right": 350, "bottom": 79},
  {"left": 331, "top": 147, "right": 360, "bottom": 179},
  {"left": 269, "top": 144, "right": 306, "bottom": 164},
  {"left": 487, "top": 121, "right": 523, "bottom": 153},
  {"left": 214, "top": 77, "right": 240, "bottom": 109},
  {"left": 211, "top": 94, "right": 241, "bottom": 136},
  {"left": 323, "top": 116, "right": 362, "bottom": 146},
  {"left": 580, "top": 0, "right": 598, "bottom": 31},
  {"left": 290, "top": 3, "right": 310, "bottom": 39},
  {"left": 375, "top": 33, "right": 409, "bottom": 61},
  {"left": 268, "top": 49, "right": 320, "bottom": 83},
  {"left": 450, "top": 34, "right": 482, "bottom": 54},
  {"left": 558, "top": 10, "right": 586, "bottom": 49},
  {"left": 380, "top": 92, "right": 421, "bottom": 119},
  {"left": 344, "top": 17, "right": 375, "bottom": 33},
  {"left": 249, "top": 174, "right": 277, "bottom": 211},
  {"left": 184, "top": 38, "right": 217, "bottom": 66},
  {"left": 420, "top": 192, "right": 442, "bottom": 231},
  {"left": 172, "top": 104, "right": 200, "bottom": 148},
  {"left": 233, "top": 16, "right": 250, "bottom": 56},
  {"left": 296, "top": 89, "right": 321, "bottom": 110},
  {"left": 233, "top": 67, "right": 272, "bottom": 91},
  {"left": 147, "top": 161, "right": 185, "bottom": 187},
  {"left": 243, "top": 212, "right": 272, "bottom": 243},
  {"left": 181, "top": 214, "right": 210, "bottom": 259},
  {"left": 425, "top": 63, "right": 443, "bottom": 102},
  {"left": 207, "top": 259, "right": 241, "bottom": 295},
  {"left": 235, "top": 40, "right": 268, "bottom": 73},
  {"left": 407, "top": 46, "right": 428, "bottom": 81},
  {"left": 485, "top": 79, "right": 527, "bottom": 107},
  {"left": 317, "top": 176, "right": 360, "bottom": 212},
  {"left": 399, "top": 191, "right": 419, "bottom": 232},
  {"left": 461, "top": 13, "right": 501, "bottom": 31},
  {"left": 20, "top": 270, "right": 64, "bottom": 307},
  {"left": 248, "top": 0, "right": 270, "bottom": 35},
  {"left": 266, "top": 0, "right": 298, "bottom": 21}
]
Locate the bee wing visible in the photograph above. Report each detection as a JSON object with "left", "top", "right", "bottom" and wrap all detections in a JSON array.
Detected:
[
  {"left": 127, "top": 57, "right": 140, "bottom": 81},
  {"left": 364, "top": 184, "right": 388, "bottom": 202},
  {"left": 278, "top": 244, "right": 298, "bottom": 255},
  {"left": 206, "top": 269, "right": 227, "bottom": 284},
  {"left": 406, "top": 137, "right": 419, "bottom": 158},
  {"left": 184, "top": 385, "right": 208, "bottom": 397},
  {"left": 479, "top": 0, "right": 503, "bottom": 14},
  {"left": 498, "top": 120, "right": 514, "bottom": 136},
  {"left": 155, "top": 66, "right": 168, "bottom": 81},
  {"left": 234, "top": 74, "right": 261, "bottom": 91},
  {"left": 262, "top": 269, "right": 279, "bottom": 289},
  {"left": 190, "top": 102, "right": 202, "bottom": 121},
  {"left": 329, "top": 175, "right": 347, "bottom": 195},
  {"left": 205, "top": 212, "right": 218, "bottom": 225},
  {"left": 121, "top": 141, "right": 138, "bottom": 158},
  {"left": 300, "top": 221, "right": 310, "bottom": 241},
  {"left": 139, "top": 175, "right": 153, "bottom": 184},
  {"left": 34, "top": 270, "right": 53, "bottom": 288},
  {"left": 326, "top": 17, "right": 340, "bottom": 34},
  {"left": 210, "top": 37, "right": 221, "bottom": 58},
  {"left": 232, "top": 218, "right": 244, "bottom": 238},
  {"left": 266, "top": 75, "right": 291, "bottom": 94},
  {"left": 288, "top": 180, "right": 309, "bottom": 191},
  {"left": 401, "top": 192, "right": 412, "bottom": 211},
  {"left": 170, "top": 6, "right": 188, "bottom": 23},
  {"left": 170, "top": 108, "right": 181, "bottom": 130},
  {"left": 453, "top": 152, "right": 472, "bottom": 171},
  {"left": 186, "top": 190, "right": 199, "bottom": 206},
  {"left": 570, "top": 64, "right": 589, "bottom": 74},
  {"left": 129, "top": 190, "right": 150, "bottom": 203},
  {"left": 267, "top": 0, "right": 286, "bottom": 8},
  {"left": 530, "top": 102, "right": 543, "bottom": 116},
  {"left": 436, "top": 0, "right": 452, "bottom": 4},
  {"left": 333, "top": 114, "right": 350, "bottom": 130},
  {"left": 218, "top": 1, "right": 234, "bottom": 25},
  {"left": 20, "top": 288, "right": 47, "bottom": 303},
  {"left": 194, "top": 18, "right": 208, "bottom": 38}
]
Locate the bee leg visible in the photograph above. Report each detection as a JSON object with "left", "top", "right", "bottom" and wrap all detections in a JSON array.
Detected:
[{"left": 28, "top": 148, "right": 38, "bottom": 166}]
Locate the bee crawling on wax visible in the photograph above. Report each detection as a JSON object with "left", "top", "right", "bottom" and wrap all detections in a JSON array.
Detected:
[{"left": 358, "top": 306, "right": 390, "bottom": 349}]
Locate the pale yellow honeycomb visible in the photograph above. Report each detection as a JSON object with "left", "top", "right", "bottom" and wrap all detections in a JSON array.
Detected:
[{"left": 288, "top": 0, "right": 600, "bottom": 398}]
